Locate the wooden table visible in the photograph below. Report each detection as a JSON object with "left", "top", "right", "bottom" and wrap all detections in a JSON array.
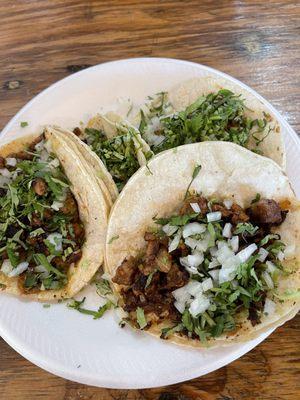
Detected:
[{"left": 1, "top": 1, "right": 299, "bottom": 399}]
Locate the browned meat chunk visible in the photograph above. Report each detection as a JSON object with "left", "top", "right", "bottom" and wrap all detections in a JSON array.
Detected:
[
  {"left": 28, "top": 134, "right": 44, "bottom": 151},
  {"left": 247, "top": 199, "right": 282, "bottom": 225},
  {"left": 66, "top": 250, "right": 82, "bottom": 265},
  {"left": 73, "top": 127, "right": 82, "bottom": 137},
  {"left": 231, "top": 203, "right": 249, "bottom": 224},
  {"left": 153, "top": 248, "right": 172, "bottom": 273},
  {"left": 145, "top": 233, "right": 160, "bottom": 263},
  {"left": 0, "top": 157, "right": 6, "bottom": 168},
  {"left": 179, "top": 195, "right": 208, "bottom": 215},
  {"left": 31, "top": 213, "right": 42, "bottom": 227},
  {"left": 211, "top": 203, "right": 232, "bottom": 219},
  {"left": 32, "top": 178, "right": 47, "bottom": 196},
  {"left": 43, "top": 208, "right": 53, "bottom": 220},
  {"left": 60, "top": 193, "right": 78, "bottom": 216},
  {"left": 14, "top": 151, "right": 33, "bottom": 160},
  {"left": 165, "top": 264, "right": 189, "bottom": 290},
  {"left": 112, "top": 256, "right": 137, "bottom": 285},
  {"left": 71, "top": 223, "right": 84, "bottom": 239}
]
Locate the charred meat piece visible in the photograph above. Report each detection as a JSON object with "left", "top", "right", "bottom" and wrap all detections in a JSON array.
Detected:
[
  {"left": 66, "top": 250, "right": 82, "bottom": 264},
  {"left": 71, "top": 223, "right": 84, "bottom": 239},
  {"left": 32, "top": 178, "right": 47, "bottom": 196},
  {"left": 0, "top": 156, "right": 6, "bottom": 168},
  {"left": 231, "top": 203, "right": 250, "bottom": 224},
  {"left": 112, "top": 256, "right": 137, "bottom": 285},
  {"left": 28, "top": 134, "right": 44, "bottom": 151},
  {"left": 145, "top": 232, "right": 160, "bottom": 263},
  {"left": 73, "top": 127, "right": 82, "bottom": 137},
  {"left": 165, "top": 264, "right": 189, "bottom": 290},
  {"left": 31, "top": 213, "right": 43, "bottom": 227},
  {"left": 155, "top": 248, "right": 173, "bottom": 273},
  {"left": 179, "top": 195, "right": 208, "bottom": 215},
  {"left": 13, "top": 151, "right": 33, "bottom": 160},
  {"left": 60, "top": 193, "right": 78, "bottom": 216},
  {"left": 247, "top": 199, "right": 282, "bottom": 225},
  {"left": 211, "top": 203, "right": 232, "bottom": 219}
]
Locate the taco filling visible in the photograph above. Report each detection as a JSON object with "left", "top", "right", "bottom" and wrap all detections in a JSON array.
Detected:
[
  {"left": 112, "top": 194, "right": 291, "bottom": 342},
  {"left": 0, "top": 136, "right": 85, "bottom": 293}
]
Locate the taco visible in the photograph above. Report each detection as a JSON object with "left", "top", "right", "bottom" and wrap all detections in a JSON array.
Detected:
[
  {"left": 0, "top": 131, "right": 108, "bottom": 300},
  {"left": 105, "top": 142, "right": 299, "bottom": 347},
  {"left": 67, "top": 76, "right": 284, "bottom": 195}
]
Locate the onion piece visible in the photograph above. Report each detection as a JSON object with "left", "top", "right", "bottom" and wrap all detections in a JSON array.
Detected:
[
  {"left": 172, "top": 286, "right": 191, "bottom": 303},
  {"left": 189, "top": 295, "right": 210, "bottom": 317},
  {"left": 174, "top": 300, "right": 185, "bottom": 314},
  {"left": 1, "top": 259, "right": 13, "bottom": 275},
  {"left": 229, "top": 236, "right": 239, "bottom": 253},
  {"left": 0, "top": 168, "right": 11, "bottom": 178},
  {"left": 262, "top": 271, "right": 274, "bottom": 289},
  {"left": 237, "top": 243, "right": 257, "bottom": 263},
  {"left": 182, "top": 222, "right": 206, "bottom": 238},
  {"left": 180, "top": 252, "right": 204, "bottom": 269},
  {"left": 202, "top": 278, "right": 213, "bottom": 292},
  {"left": 266, "top": 261, "right": 277, "bottom": 274},
  {"left": 258, "top": 247, "right": 269, "bottom": 262},
  {"left": 224, "top": 199, "right": 233, "bottom": 209},
  {"left": 209, "top": 269, "right": 219, "bottom": 282},
  {"left": 6, "top": 157, "right": 17, "bottom": 167},
  {"left": 51, "top": 200, "right": 64, "bottom": 211},
  {"left": 185, "top": 280, "right": 203, "bottom": 296},
  {"left": 8, "top": 262, "right": 29, "bottom": 277},
  {"left": 263, "top": 298, "right": 276, "bottom": 316},
  {"left": 163, "top": 223, "right": 178, "bottom": 236},
  {"left": 190, "top": 203, "right": 201, "bottom": 213},
  {"left": 168, "top": 230, "right": 181, "bottom": 253},
  {"left": 277, "top": 250, "right": 285, "bottom": 262},
  {"left": 207, "top": 211, "right": 222, "bottom": 222},
  {"left": 208, "top": 258, "right": 220, "bottom": 269},
  {"left": 222, "top": 223, "right": 232, "bottom": 238},
  {"left": 46, "top": 232, "right": 63, "bottom": 252},
  {"left": 184, "top": 237, "right": 198, "bottom": 250}
]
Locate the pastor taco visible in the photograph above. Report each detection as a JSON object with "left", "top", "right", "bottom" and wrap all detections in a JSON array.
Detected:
[
  {"left": 105, "top": 142, "right": 299, "bottom": 347},
  {"left": 0, "top": 131, "right": 108, "bottom": 300}
]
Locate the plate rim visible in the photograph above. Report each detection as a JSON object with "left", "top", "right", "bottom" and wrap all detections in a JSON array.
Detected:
[{"left": 0, "top": 57, "right": 298, "bottom": 388}]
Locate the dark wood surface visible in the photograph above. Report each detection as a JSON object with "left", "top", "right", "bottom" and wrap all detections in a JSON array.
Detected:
[{"left": 0, "top": 1, "right": 299, "bottom": 399}]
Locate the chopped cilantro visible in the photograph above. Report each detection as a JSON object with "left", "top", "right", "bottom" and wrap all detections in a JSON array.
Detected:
[
  {"left": 20, "top": 121, "right": 28, "bottom": 128},
  {"left": 136, "top": 307, "right": 147, "bottom": 329},
  {"left": 68, "top": 297, "right": 113, "bottom": 319}
]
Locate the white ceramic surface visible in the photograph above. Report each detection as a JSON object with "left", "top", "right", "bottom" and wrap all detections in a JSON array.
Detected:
[{"left": 0, "top": 58, "right": 299, "bottom": 389}]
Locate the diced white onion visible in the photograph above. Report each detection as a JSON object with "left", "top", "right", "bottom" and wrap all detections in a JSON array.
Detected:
[
  {"left": 0, "top": 168, "right": 11, "bottom": 178},
  {"left": 202, "top": 278, "right": 213, "bottom": 292},
  {"left": 229, "top": 236, "right": 239, "bottom": 253},
  {"left": 258, "top": 247, "right": 269, "bottom": 262},
  {"left": 47, "top": 232, "right": 63, "bottom": 252},
  {"left": 209, "top": 246, "right": 218, "bottom": 257},
  {"left": 172, "top": 286, "right": 191, "bottom": 303},
  {"left": 221, "top": 255, "right": 240, "bottom": 270},
  {"left": 168, "top": 230, "right": 181, "bottom": 253},
  {"left": 184, "top": 237, "right": 198, "bottom": 250},
  {"left": 174, "top": 300, "right": 185, "bottom": 314},
  {"left": 190, "top": 203, "right": 201, "bottom": 213},
  {"left": 264, "top": 298, "right": 276, "bottom": 316},
  {"left": 208, "top": 258, "right": 220, "bottom": 269},
  {"left": 186, "top": 280, "right": 203, "bottom": 296},
  {"left": 224, "top": 199, "right": 233, "bottom": 209},
  {"left": 219, "top": 265, "right": 237, "bottom": 283},
  {"left": 189, "top": 295, "right": 210, "bottom": 317},
  {"left": 266, "top": 261, "right": 276, "bottom": 274},
  {"left": 222, "top": 223, "right": 232, "bottom": 238},
  {"left": 182, "top": 222, "right": 206, "bottom": 238},
  {"left": 8, "top": 262, "right": 29, "bottom": 277},
  {"left": 1, "top": 259, "right": 13, "bottom": 275},
  {"left": 51, "top": 201, "right": 64, "bottom": 211},
  {"left": 262, "top": 271, "right": 274, "bottom": 289},
  {"left": 180, "top": 252, "right": 204, "bottom": 269},
  {"left": 6, "top": 157, "right": 17, "bottom": 167},
  {"left": 216, "top": 244, "right": 235, "bottom": 264},
  {"left": 277, "top": 250, "right": 285, "bottom": 262},
  {"left": 237, "top": 243, "right": 257, "bottom": 263},
  {"left": 209, "top": 269, "right": 219, "bottom": 282},
  {"left": 196, "top": 231, "right": 210, "bottom": 252},
  {"left": 207, "top": 211, "right": 222, "bottom": 222},
  {"left": 163, "top": 223, "right": 178, "bottom": 236}
]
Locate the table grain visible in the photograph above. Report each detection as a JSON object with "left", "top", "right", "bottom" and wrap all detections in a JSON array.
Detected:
[{"left": 0, "top": 1, "right": 299, "bottom": 399}]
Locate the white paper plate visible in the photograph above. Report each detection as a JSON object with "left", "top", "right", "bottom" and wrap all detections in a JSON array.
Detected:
[{"left": 0, "top": 58, "right": 299, "bottom": 389}]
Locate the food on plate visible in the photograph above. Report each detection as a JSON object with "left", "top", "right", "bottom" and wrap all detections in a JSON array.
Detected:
[
  {"left": 69, "top": 76, "right": 284, "bottom": 193},
  {"left": 105, "top": 142, "right": 299, "bottom": 346},
  {"left": 0, "top": 131, "right": 108, "bottom": 300}
]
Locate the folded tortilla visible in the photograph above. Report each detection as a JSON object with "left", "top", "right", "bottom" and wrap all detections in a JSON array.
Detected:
[
  {"left": 105, "top": 142, "right": 299, "bottom": 347},
  {"left": 0, "top": 132, "right": 109, "bottom": 301}
]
